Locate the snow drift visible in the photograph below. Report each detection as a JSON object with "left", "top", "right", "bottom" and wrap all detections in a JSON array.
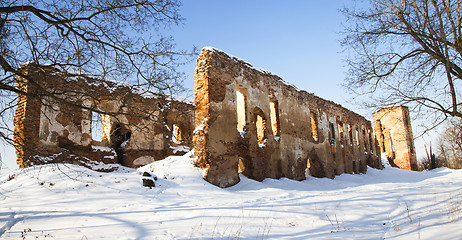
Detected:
[{"left": 0, "top": 151, "right": 461, "bottom": 239}]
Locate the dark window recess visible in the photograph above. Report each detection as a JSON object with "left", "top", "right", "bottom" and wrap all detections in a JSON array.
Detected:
[
  {"left": 329, "top": 122, "right": 335, "bottom": 144},
  {"left": 110, "top": 123, "right": 131, "bottom": 165}
]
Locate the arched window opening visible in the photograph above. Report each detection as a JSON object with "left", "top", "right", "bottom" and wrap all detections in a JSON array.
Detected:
[
  {"left": 110, "top": 123, "right": 132, "bottom": 165},
  {"left": 110, "top": 123, "right": 131, "bottom": 148},
  {"left": 269, "top": 98, "right": 280, "bottom": 139},
  {"left": 236, "top": 87, "right": 247, "bottom": 133},
  {"left": 310, "top": 112, "right": 318, "bottom": 141},
  {"left": 172, "top": 124, "right": 183, "bottom": 144},
  {"left": 91, "top": 110, "right": 103, "bottom": 141},
  {"left": 238, "top": 157, "right": 245, "bottom": 173},
  {"left": 337, "top": 121, "right": 344, "bottom": 144},
  {"left": 348, "top": 124, "right": 353, "bottom": 145},
  {"left": 254, "top": 108, "right": 267, "bottom": 147},
  {"left": 256, "top": 114, "right": 266, "bottom": 145}
]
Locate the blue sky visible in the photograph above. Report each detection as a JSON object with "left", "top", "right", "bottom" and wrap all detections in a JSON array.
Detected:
[
  {"left": 2, "top": 1, "right": 393, "bottom": 173},
  {"left": 168, "top": 1, "right": 435, "bottom": 161},
  {"left": 173, "top": 1, "right": 353, "bottom": 108}
]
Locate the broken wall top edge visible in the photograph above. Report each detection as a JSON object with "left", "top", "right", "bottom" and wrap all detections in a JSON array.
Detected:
[
  {"left": 18, "top": 63, "right": 192, "bottom": 104},
  {"left": 200, "top": 46, "right": 371, "bottom": 123}
]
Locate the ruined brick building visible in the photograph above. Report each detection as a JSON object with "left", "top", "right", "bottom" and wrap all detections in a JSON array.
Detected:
[
  {"left": 192, "top": 48, "right": 382, "bottom": 187},
  {"left": 14, "top": 64, "right": 194, "bottom": 170},
  {"left": 15, "top": 47, "right": 403, "bottom": 188},
  {"left": 373, "top": 106, "right": 417, "bottom": 170}
]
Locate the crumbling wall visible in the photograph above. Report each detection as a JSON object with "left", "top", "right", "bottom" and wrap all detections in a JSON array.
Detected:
[
  {"left": 193, "top": 47, "right": 382, "bottom": 187},
  {"left": 14, "top": 67, "right": 41, "bottom": 168},
  {"left": 14, "top": 65, "right": 194, "bottom": 170},
  {"left": 373, "top": 106, "right": 417, "bottom": 170}
]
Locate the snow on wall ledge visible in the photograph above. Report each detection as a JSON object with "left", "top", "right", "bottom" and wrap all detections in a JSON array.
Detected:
[{"left": 193, "top": 47, "right": 383, "bottom": 188}]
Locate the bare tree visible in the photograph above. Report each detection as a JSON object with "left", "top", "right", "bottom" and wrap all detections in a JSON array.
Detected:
[
  {"left": 437, "top": 118, "right": 462, "bottom": 169},
  {"left": 0, "top": 0, "right": 194, "bottom": 146},
  {"left": 342, "top": 0, "right": 462, "bottom": 132}
]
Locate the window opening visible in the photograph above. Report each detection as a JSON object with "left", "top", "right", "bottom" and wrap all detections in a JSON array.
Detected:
[
  {"left": 362, "top": 128, "right": 367, "bottom": 152},
  {"left": 329, "top": 122, "right": 335, "bottom": 144},
  {"left": 381, "top": 133, "right": 386, "bottom": 152},
  {"left": 355, "top": 126, "right": 360, "bottom": 146},
  {"left": 254, "top": 108, "right": 267, "bottom": 147},
  {"left": 236, "top": 87, "right": 247, "bottom": 133},
  {"left": 172, "top": 124, "right": 183, "bottom": 144},
  {"left": 91, "top": 110, "right": 103, "bottom": 141},
  {"left": 110, "top": 123, "right": 132, "bottom": 165},
  {"left": 310, "top": 112, "right": 318, "bottom": 141},
  {"left": 110, "top": 123, "right": 131, "bottom": 147},
  {"left": 348, "top": 124, "right": 353, "bottom": 145},
  {"left": 269, "top": 99, "right": 280, "bottom": 138},
  {"left": 238, "top": 157, "right": 245, "bottom": 173},
  {"left": 337, "top": 121, "right": 344, "bottom": 144},
  {"left": 256, "top": 114, "right": 266, "bottom": 146},
  {"left": 306, "top": 159, "right": 311, "bottom": 177}
]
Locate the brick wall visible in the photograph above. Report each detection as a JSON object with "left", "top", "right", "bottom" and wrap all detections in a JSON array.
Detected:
[
  {"left": 14, "top": 64, "right": 194, "bottom": 170},
  {"left": 193, "top": 47, "right": 382, "bottom": 187},
  {"left": 14, "top": 69, "right": 41, "bottom": 168},
  {"left": 373, "top": 106, "right": 417, "bottom": 170}
]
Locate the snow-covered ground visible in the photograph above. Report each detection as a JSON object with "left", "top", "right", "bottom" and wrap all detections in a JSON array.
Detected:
[{"left": 0, "top": 152, "right": 461, "bottom": 239}]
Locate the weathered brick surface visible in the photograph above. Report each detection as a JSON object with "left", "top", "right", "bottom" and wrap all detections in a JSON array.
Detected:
[
  {"left": 373, "top": 106, "right": 417, "bottom": 170},
  {"left": 14, "top": 50, "right": 385, "bottom": 185},
  {"left": 14, "top": 64, "right": 194, "bottom": 170},
  {"left": 193, "top": 47, "right": 382, "bottom": 187},
  {"left": 14, "top": 68, "right": 42, "bottom": 168}
]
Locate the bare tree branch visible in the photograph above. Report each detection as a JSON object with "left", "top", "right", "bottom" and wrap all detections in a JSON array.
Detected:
[
  {"left": 0, "top": 0, "right": 195, "bottom": 152},
  {"left": 342, "top": 0, "right": 462, "bottom": 133}
]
